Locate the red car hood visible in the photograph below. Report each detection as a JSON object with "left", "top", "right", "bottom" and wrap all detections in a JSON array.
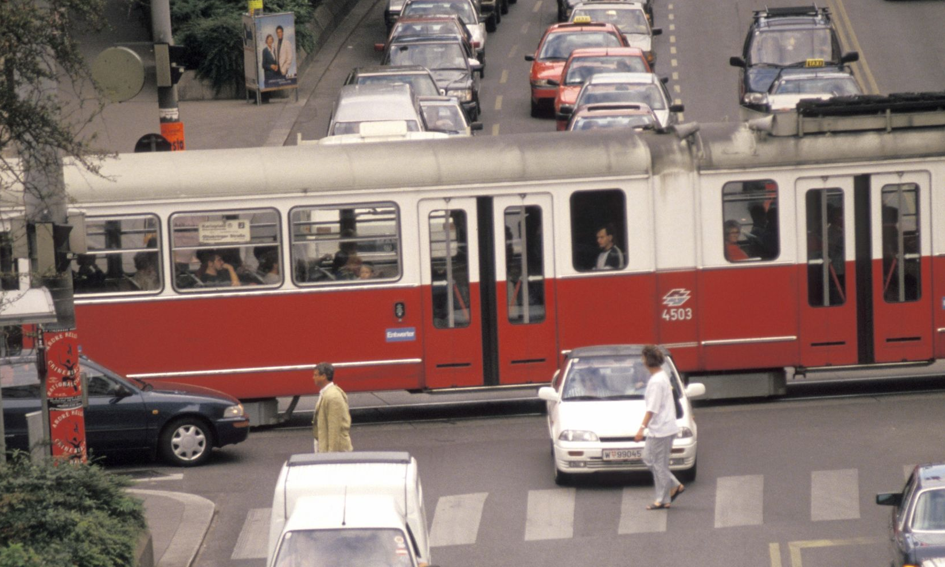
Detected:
[
  {"left": 531, "top": 60, "right": 566, "bottom": 82},
  {"left": 555, "top": 85, "right": 581, "bottom": 111}
]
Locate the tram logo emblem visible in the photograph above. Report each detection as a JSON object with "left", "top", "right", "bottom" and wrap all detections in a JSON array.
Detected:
[{"left": 662, "top": 288, "right": 691, "bottom": 307}]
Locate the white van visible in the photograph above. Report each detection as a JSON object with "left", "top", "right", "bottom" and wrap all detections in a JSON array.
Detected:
[{"left": 267, "top": 452, "right": 432, "bottom": 567}]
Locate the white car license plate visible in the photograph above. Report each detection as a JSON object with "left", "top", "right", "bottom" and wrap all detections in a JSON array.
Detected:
[{"left": 602, "top": 448, "right": 642, "bottom": 461}]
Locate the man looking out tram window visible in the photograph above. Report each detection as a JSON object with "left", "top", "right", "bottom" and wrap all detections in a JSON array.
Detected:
[{"left": 594, "top": 223, "right": 624, "bottom": 270}]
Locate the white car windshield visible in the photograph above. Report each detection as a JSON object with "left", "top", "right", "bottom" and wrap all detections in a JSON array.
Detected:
[
  {"left": 358, "top": 75, "right": 440, "bottom": 97},
  {"left": 578, "top": 83, "right": 665, "bottom": 110},
  {"left": 773, "top": 76, "right": 860, "bottom": 96},
  {"left": 422, "top": 104, "right": 466, "bottom": 132},
  {"left": 402, "top": 1, "right": 476, "bottom": 25},
  {"left": 539, "top": 32, "right": 622, "bottom": 60},
  {"left": 333, "top": 120, "right": 421, "bottom": 135},
  {"left": 565, "top": 56, "right": 648, "bottom": 85},
  {"left": 390, "top": 43, "right": 467, "bottom": 70},
  {"left": 749, "top": 29, "right": 835, "bottom": 66},
  {"left": 561, "top": 356, "right": 675, "bottom": 401},
  {"left": 572, "top": 8, "right": 648, "bottom": 34},
  {"left": 273, "top": 528, "right": 416, "bottom": 567},
  {"left": 912, "top": 489, "right": 945, "bottom": 531},
  {"left": 571, "top": 114, "right": 655, "bottom": 130}
]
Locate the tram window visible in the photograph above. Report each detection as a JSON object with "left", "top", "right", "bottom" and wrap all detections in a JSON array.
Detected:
[
  {"left": 505, "top": 205, "right": 545, "bottom": 324},
  {"left": 881, "top": 183, "right": 920, "bottom": 303},
  {"left": 805, "top": 189, "right": 845, "bottom": 307},
  {"left": 170, "top": 209, "right": 281, "bottom": 291},
  {"left": 570, "top": 190, "right": 627, "bottom": 272},
  {"left": 429, "top": 210, "right": 471, "bottom": 329},
  {"left": 73, "top": 215, "right": 162, "bottom": 295},
  {"left": 290, "top": 204, "right": 400, "bottom": 285},
  {"left": 722, "top": 180, "right": 779, "bottom": 262}
]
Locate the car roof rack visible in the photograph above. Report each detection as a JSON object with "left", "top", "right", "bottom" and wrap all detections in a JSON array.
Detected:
[
  {"left": 753, "top": 5, "right": 825, "bottom": 18},
  {"left": 748, "top": 92, "right": 945, "bottom": 137}
]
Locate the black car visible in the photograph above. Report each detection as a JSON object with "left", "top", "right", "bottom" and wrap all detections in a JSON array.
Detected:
[
  {"left": 729, "top": 6, "right": 858, "bottom": 108},
  {"left": 876, "top": 463, "right": 945, "bottom": 567},
  {"left": 381, "top": 37, "right": 482, "bottom": 120},
  {"left": 1, "top": 354, "right": 250, "bottom": 466}
]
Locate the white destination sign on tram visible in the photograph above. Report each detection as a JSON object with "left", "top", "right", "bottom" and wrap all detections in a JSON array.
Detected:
[{"left": 198, "top": 220, "right": 251, "bottom": 244}]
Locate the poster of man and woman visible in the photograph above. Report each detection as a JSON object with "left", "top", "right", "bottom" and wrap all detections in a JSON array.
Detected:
[{"left": 243, "top": 12, "right": 298, "bottom": 93}]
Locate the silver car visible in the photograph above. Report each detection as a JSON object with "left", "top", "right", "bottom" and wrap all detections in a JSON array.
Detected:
[
  {"left": 420, "top": 96, "right": 484, "bottom": 136},
  {"left": 570, "top": 72, "right": 683, "bottom": 128}
]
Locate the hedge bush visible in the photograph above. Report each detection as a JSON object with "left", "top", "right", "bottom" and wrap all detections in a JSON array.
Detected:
[
  {"left": 0, "top": 454, "right": 146, "bottom": 567},
  {"left": 137, "top": 0, "right": 317, "bottom": 94}
]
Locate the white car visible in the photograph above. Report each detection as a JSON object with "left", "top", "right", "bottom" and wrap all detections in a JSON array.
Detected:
[
  {"left": 571, "top": 72, "right": 683, "bottom": 128},
  {"left": 569, "top": 4, "right": 661, "bottom": 67},
  {"left": 538, "top": 345, "right": 705, "bottom": 485}
]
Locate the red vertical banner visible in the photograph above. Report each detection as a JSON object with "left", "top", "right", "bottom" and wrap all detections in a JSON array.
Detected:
[
  {"left": 44, "top": 330, "right": 87, "bottom": 462},
  {"left": 160, "top": 121, "right": 186, "bottom": 151}
]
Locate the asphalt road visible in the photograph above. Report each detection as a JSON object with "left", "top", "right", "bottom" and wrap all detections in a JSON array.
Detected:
[
  {"left": 112, "top": 388, "right": 945, "bottom": 567},
  {"left": 289, "top": 0, "right": 945, "bottom": 141}
]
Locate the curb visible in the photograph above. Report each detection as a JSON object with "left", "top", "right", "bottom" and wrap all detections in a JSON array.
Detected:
[{"left": 129, "top": 489, "right": 216, "bottom": 567}]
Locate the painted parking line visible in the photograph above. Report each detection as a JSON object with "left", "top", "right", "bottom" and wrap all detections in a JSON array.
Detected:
[
  {"left": 811, "top": 469, "right": 859, "bottom": 521},
  {"left": 524, "top": 488, "right": 575, "bottom": 540},
  {"left": 430, "top": 493, "right": 489, "bottom": 547},
  {"left": 715, "top": 475, "right": 763, "bottom": 528},
  {"left": 618, "top": 488, "right": 667, "bottom": 534},
  {"left": 786, "top": 537, "right": 884, "bottom": 567}
]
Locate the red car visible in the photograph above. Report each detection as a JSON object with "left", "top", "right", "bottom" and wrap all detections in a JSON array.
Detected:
[
  {"left": 524, "top": 22, "right": 626, "bottom": 117},
  {"left": 552, "top": 46, "right": 650, "bottom": 130}
]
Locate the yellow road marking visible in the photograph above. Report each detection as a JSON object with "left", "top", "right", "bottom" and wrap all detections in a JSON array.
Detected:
[
  {"left": 770, "top": 543, "right": 782, "bottom": 567},
  {"left": 671, "top": 46, "right": 676, "bottom": 54},
  {"left": 668, "top": 3, "right": 673, "bottom": 8},
  {"left": 533, "top": 0, "right": 542, "bottom": 12},
  {"left": 787, "top": 537, "right": 884, "bottom": 567},
  {"left": 500, "top": 69, "right": 509, "bottom": 84},
  {"left": 672, "top": 72, "right": 678, "bottom": 80},
  {"left": 823, "top": 0, "right": 879, "bottom": 94},
  {"left": 509, "top": 44, "right": 519, "bottom": 58},
  {"left": 673, "top": 84, "right": 680, "bottom": 93},
  {"left": 668, "top": 13, "right": 674, "bottom": 20},
  {"left": 671, "top": 58, "right": 677, "bottom": 67},
  {"left": 521, "top": 22, "right": 530, "bottom": 34},
  {"left": 492, "top": 123, "right": 500, "bottom": 135},
  {"left": 670, "top": 35, "right": 676, "bottom": 43},
  {"left": 670, "top": 24, "right": 675, "bottom": 31},
  {"left": 495, "top": 95, "right": 503, "bottom": 111}
]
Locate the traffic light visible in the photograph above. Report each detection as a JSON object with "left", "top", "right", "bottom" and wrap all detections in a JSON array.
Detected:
[{"left": 155, "top": 43, "right": 188, "bottom": 87}]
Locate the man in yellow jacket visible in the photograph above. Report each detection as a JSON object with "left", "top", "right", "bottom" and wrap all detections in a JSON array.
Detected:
[{"left": 312, "top": 363, "right": 353, "bottom": 452}]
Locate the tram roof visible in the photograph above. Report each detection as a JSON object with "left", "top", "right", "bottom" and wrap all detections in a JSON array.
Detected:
[{"left": 63, "top": 130, "right": 655, "bottom": 204}]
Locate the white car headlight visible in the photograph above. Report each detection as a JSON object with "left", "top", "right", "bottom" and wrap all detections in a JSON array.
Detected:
[
  {"left": 676, "top": 426, "right": 694, "bottom": 439},
  {"left": 223, "top": 404, "right": 245, "bottom": 418},
  {"left": 744, "top": 92, "right": 767, "bottom": 105},
  {"left": 448, "top": 88, "right": 473, "bottom": 102},
  {"left": 558, "top": 430, "right": 599, "bottom": 442},
  {"left": 531, "top": 79, "right": 554, "bottom": 88}
]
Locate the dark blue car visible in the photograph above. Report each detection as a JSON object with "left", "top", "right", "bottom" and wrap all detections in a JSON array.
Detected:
[
  {"left": 876, "top": 463, "right": 945, "bottom": 567},
  {"left": 1, "top": 354, "right": 250, "bottom": 466}
]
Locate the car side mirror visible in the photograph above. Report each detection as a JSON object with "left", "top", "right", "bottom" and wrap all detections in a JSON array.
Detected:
[
  {"left": 556, "top": 106, "right": 573, "bottom": 120},
  {"left": 876, "top": 492, "right": 903, "bottom": 507},
  {"left": 841, "top": 51, "right": 859, "bottom": 64},
  {"left": 660, "top": 76, "right": 669, "bottom": 84},
  {"left": 469, "top": 58, "right": 482, "bottom": 70},
  {"left": 684, "top": 382, "right": 706, "bottom": 399},
  {"left": 538, "top": 386, "right": 560, "bottom": 403},
  {"left": 109, "top": 385, "right": 133, "bottom": 403},
  {"left": 374, "top": 43, "right": 385, "bottom": 52},
  {"left": 729, "top": 56, "right": 746, "bottom": 68},
  {"left": 470, "top": 122, "right": 484, "bottom": 131},
  {"left": 670, "top": 103, "right": 685, "bottom": 113},
  {"left": 524, "top": 54, "right": 535, "bottom": 62},
  {"left": 547, "top": 78, "right": 559, "bottom": 86},
  {"left": 652, "top": 28, "right": 662, "bottom": 36}
]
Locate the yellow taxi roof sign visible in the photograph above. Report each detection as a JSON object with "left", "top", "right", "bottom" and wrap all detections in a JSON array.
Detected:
[
  {"left": 805, "top": 58, "right": 825, "bottom": 68},
  {"left": 573, "top": 15, "right": 593, "bottom": 23}
]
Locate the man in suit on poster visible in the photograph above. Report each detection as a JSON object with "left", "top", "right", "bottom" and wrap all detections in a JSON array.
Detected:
[
  {"left": 276, "top": 25, "right": 295, "bottom": 80},
  {"left": 311, "top": 363, "right": 353, "bottom": 452}
]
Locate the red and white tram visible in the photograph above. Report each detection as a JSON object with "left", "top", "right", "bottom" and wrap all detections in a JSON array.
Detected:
[{"left": 31, "top": 98, "right": 945, "bottom": 405}]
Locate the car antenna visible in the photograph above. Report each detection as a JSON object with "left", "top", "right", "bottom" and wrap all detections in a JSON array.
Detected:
[{"left": 342, "top": 486, "right": 348, "bottom": 526}]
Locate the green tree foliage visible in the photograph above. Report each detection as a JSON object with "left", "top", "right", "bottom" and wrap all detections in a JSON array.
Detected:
[
  {"left": 168, "top": 0, "right": 316, "bottom": 94},
  {"left": 0, "top": 454, "right": 146, "bottom": 567}
]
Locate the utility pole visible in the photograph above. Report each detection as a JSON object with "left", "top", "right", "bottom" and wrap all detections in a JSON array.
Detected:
[{"left": 151, "top": 0, "right": 186, "bottom": 151}]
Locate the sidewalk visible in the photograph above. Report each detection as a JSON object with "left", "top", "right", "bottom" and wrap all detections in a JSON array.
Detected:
[{"left": 128, "top": 488, "right": 215, "bottom": 567}]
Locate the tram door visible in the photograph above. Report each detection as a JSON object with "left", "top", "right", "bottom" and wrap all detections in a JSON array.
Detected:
[
  {"left": 418, "top": 199, "right": 485, "bottom": 388},
  {"left": 491, "top": 195, "right": 559, "bottom": 385},
  {"left": 867, "top": 172, "right": 933, "bottom": 363},
  {"left": 796, "top": 177, "right": 858, "bottom": 367}
]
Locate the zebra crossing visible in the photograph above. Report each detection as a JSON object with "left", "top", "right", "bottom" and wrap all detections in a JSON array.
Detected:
[{"left": 229, "top": 467, "right": 899, "bottom": 560}]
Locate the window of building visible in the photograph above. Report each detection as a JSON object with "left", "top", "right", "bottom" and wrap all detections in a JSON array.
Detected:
[
  {"left": 290, "top": 204, "right": 400, "bottom": 285},
  {"left": 505, "top": 205, "right": 545, "bottom": 324},
  {"left": 570, "top": 189, "right": 627, "bottom": 272},
  {"left": 881, "top": 183, "right": 920, "bottom": 303},
  {"left": 429, "top": 210, "right": 471, "bottom": 329},
  {"left": 722, "top": 180, "right": 779, "bottom": 262},
  {"left": 806, "top": 189, "right": 845, "bottom": 307},
  {"left": 171, "top": 209, "right": 281, "bottom": 291},
  {"left": 73, "top": 215, "right": 162, "bottom": 295}
]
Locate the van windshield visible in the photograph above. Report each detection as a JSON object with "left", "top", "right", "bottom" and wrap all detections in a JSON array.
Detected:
[{"left": 273, "top": 528, "right": 416, "bottom": 567}]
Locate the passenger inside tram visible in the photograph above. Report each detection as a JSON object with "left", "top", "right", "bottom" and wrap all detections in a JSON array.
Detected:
[{"left": 723, "top": 220, "right": 748, "bottom": 261}]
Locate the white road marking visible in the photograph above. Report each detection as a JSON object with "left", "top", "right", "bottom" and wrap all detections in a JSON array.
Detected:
[
  {"left": 492, "top": 123, "right": 500, "bottom": 135},
  {"left": 231, "top": 508, "right": 271, "bottom": 560},
  {"left": 500, "top": 69, "right": 509, "bottom": 84},
  {"left": 668, "top": 13, "right": 674, "bottom": 20},
  {"left": 671, "top": 46, "right": 677, "bottom": 54},
  {"left": 668, "top": 3, "right": 673, "bottom": 8},
  {"left": 671, "top": 59, "right": 678, "bottom": 67},
  {"left": 533, "top": 0, "right": 542, "bottom": 12},
  {"left": 811, "top": 469, "right": 860, "bottom": 521},
  {"left": 618, "top": 488, "right": 667, "bottom": 533},
  {"left": 670, "top": 36, "right": 676, "bottom": 43},
  {"left": 672, "top": 72, "right": 678, "bottom": 80},
  {"left": 715, "top": 475, "right": 764, "bottom": 528},
  {"left": 495, "top": 95, "right": 503, "bottom": 111},
  {"left": 430, "top": 493, "right": 489, "bottom": 547},
  {"left": 670, "top": 24, "right": 675, "bottom": 31},
  {"left": 673, "top": 85, "right": 680, "bottom": 93},
  {"left": 525, "top": 488, "right": 575, "bottom": 540},
  {"left": 521, "top": 22, "right": 530, "bottom": 34},
  {"left": 509, "top": 44, "right": 519, "bottom": 58}
]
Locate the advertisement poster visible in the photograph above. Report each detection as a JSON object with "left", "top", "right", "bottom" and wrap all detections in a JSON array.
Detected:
[
  {"left": 254, "top": 13, "right": 298, "bottom": 92},
  {"left": 242, "top": 14, "right": 259, "bottom": 92},
  {"left": 44, "top": 329, "right": 87, "bottom": 462}
]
